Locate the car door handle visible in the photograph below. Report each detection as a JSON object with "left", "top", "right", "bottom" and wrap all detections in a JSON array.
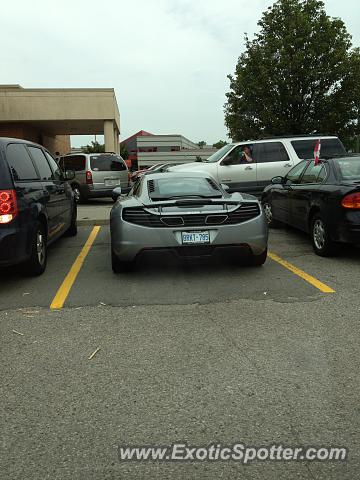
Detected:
[
  {"left": 284, "top": 163, "right": 292, "bottom": 167},
  {"left": 245, "top": 166, "right": 253, "bottom": 170}
]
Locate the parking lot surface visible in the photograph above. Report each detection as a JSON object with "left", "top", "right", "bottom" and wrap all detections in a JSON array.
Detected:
[{"left": 1, "top": 222, "right": 360, "bottom": 479}]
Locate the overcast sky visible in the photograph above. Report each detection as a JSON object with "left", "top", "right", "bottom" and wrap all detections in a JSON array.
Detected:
[{"left": 2, "top": 0, "right": 359, "bottom": 147}]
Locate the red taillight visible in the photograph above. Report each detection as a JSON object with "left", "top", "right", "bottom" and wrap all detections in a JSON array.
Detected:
[
  {"left": 341, "top": 193, "right": 360, "bottom": 209},
  {"left": 86, "top": 171, "right": 93, "bottom": 185},
  {"left": 0, "top": 189, "right": 18, "bottom": 224}
]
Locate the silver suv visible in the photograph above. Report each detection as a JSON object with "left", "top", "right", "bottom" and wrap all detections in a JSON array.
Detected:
[
  {"left": 169, "top": 136, "right": 346, "bottom": 196},
  {"left": 59, "top": 153, "right": 130, "bottom": 202}
]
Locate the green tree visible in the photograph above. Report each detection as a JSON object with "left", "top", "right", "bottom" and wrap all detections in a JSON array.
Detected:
[
  {"left": 81, "top": 141, "right": 105, "bottom": 153},
  {"left": 197, "top": 141, "right": 206, "bottom": 149},
  {"left": 120, "top": 143, "right": 129, "bottom": 160},
  {"left": 213, "top": 140, "right": 228, "bottom": 149},
  {"left": 224, "top": 0, "right": 360, "bottom": 141}
]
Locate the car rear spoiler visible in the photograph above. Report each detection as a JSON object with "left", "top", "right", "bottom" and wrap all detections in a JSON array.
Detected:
[{"left": 142, "top": 199, "right": 246, "bottom": 208}]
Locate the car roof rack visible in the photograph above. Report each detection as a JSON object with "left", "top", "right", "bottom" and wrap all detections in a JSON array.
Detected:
[{"left": 255, "top": 134, "right": 335, "bottom": 141}]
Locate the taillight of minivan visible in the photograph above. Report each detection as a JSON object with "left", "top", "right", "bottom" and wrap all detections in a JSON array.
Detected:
[
  {"left": 0, "top": 190, "right": 18, "bottom": 224},
  {"left": 86, "top": 171, "right": 93, "bottom": 185}
]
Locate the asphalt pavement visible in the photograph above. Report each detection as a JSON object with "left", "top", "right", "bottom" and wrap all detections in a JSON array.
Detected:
[{"left": 1, "top": 217, "right": 360, "bottom": 479}]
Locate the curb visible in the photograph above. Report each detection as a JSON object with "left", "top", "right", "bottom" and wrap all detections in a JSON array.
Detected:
[{"left": 77, "top": 219, "right": 110, "bottom": 226}]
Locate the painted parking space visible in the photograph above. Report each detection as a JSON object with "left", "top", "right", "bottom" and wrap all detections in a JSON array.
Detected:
[
  {"left": 0, "top": 225, "right": 343, "bottom": 312},
  {"left": 61, "top": 227, "right": 334, "bottom": 309},
  {"left": 268, "top": 226, "right": 360, "bottom": 295},
  {"left": 0, "top": 227, "right": 92, "bottom": 311}
]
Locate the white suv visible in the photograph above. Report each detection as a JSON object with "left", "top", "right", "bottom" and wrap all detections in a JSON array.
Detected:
[{"left": 169, "top": 136, "right": 346, "bottom": 195}]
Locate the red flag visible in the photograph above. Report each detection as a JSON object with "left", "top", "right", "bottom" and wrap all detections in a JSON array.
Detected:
[{"left": 314, "top": 139, "right": 321, "bottom": 165}]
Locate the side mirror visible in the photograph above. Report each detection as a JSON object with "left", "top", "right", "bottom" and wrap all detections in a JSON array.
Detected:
[
  {"left": 271, "top": 176, "right": 284, "bottom": 185},
  {"left": 221, "top": 157, "right": 232, "bottom": 166},
  {"left": 63, "top": 169, "right": 75, "bottom": 181},
  {"left": 112, "top": 187, "right": 123, "bottom": 201},
  {"left": 221, "top": 183, "right": 230, "bottom": 191}
]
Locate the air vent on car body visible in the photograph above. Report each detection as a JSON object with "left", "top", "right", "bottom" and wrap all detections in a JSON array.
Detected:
[
  {"left": 147, "top": 180, "right": 155, "bottom": 194},
  {"left": 205, "top": 215, "right": 228, "bottom": 225},
  {"left": 160, "top": 216, "right": 184, "bottom": 226},
  {"left": 122, "top": 203, "right": 260, "bottom": 228}
]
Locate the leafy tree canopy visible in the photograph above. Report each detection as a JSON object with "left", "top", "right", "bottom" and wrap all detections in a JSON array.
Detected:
[
  {"left": 120, "top": 143, "right": 129, "bottom": 160},
  {"left": 81, "top": 141, "right": 105, "bottom": 153},
  {"left": 213, "top": 140, "right": 228, "bottom": 149},
  {"left": 225, "top": 0, "right": 360, "bottom": 141}
]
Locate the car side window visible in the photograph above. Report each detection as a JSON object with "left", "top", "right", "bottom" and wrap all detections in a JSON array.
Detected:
[
  {"left": 60, "top": 155, "right": 86, "bottom": 171},
  {"left": 285, "top": 161, "right": 307, "bottom": 184},
  {"left": 6, "top": 144, "right": 38, "bottom": 181},
  {"left": 28, "top": 147, "right": 53, "bottom": 181},
  {"left": 316, "top": 165, "right": 327, "bottom": 183},
  {"left": 300, "top": 162, "right": 324, "bottom": 184},
  {"left": 44, "top": 151, "right": 62, "bottom": 181},
  {"left": 222, "top": 146, "right": 242, "bottom": 164},
  {"left": 256, "top": 142, "right": 289, "bottom": 163},
  {"left": 221, "top": 145, "right": 254, "bottom": 165}
]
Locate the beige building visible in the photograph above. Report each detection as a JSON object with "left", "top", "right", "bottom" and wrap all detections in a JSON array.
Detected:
[{"left": 0, "top": 85, "right": 120, "bottom": 155}]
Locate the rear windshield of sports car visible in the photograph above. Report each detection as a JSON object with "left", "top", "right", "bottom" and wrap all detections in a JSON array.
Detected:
[
  {"left": 90, "top": 155, "right": 126, "bottom": 171},
  {"left": 149, "top": 177, "right": 222, "bottom": 199},
  {"left": 336, "top": 157, "right": 360, "bottom": 181},
  {"left": 291, "top": 138, "right": 346, "bottom": 159}
]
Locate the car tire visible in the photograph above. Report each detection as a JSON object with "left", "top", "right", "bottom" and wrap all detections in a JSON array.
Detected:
[
  {"left": 262, "top": 200, "right": 281, "bottom": 228},
  {"left": 72, "top": 184, "right": 86, "bottom": 203},
  {"left": 24, "top": 222, "right": 48, "bottom": 276},
  {"left": 111, "top": 249, "right": 134, "bottom": 273},
  {"left": 251, "top": 248, "right": 268, "bottom": 266},
  {"left": 311, "top": 214, "right": 336, "bottom": 257},
  {"left": 65, "top": 203, "right": 78, "bottom": 237}
]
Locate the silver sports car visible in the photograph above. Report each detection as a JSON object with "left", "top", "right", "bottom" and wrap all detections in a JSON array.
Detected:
[{"left": 110, "top": 172, "right": 268, "bottom": 272}]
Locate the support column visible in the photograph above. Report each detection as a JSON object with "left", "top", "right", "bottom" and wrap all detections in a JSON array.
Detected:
[
  {"left": 104, "top": 120, "right": 115, "bottom": 153},
  {"left": 114, "top": 128, "right": 120, "bottom": 154}
]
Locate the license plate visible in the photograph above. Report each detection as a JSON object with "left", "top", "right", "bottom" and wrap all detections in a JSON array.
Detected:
[
  {"left": 181, "top": 231, "right": 210, "bottom": 244},
  {"left": 105, "top": 179, "right": 120, "bottom": 187}
]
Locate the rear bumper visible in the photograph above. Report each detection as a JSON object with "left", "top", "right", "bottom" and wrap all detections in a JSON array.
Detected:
[
  {"left": 332, "top": 211, "right": 360, "bottom": 244},
  {"left": 88, "top": 188, "right": 115, "bottom": 199},
  {"left": 111, "top": 212, "right": 268, "bottom": 261},
  {"left": 0, "top": 223, "right": 28, "bottom": 267},
  {"left": 86, "top": 186, "right": 130, "bottom": 199}
]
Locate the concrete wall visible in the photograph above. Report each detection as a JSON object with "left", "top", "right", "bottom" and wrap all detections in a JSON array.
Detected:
[
  {"left": 137, "top": 148, "right": 217, "bottom": 167},
  {"left": 137, "top": 135, "right": 199, "bottom": 150},
  {"left": 0, "top": 123, "right": 40, "bottom": 143},
  {"left": 0, "top": 85, "right": 120, "bottom": 130},
  {"left": 0, "top": 123, "right": 71, "bottom": 155},
  {"left": 42, "top": 134, "right": 71, "bottom": 155},
  {"left": 0, "top": 85, "right": 120, "bottom": 155}
]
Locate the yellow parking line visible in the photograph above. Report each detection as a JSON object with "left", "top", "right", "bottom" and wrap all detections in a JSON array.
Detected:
[
  {"left": 50, "top": 226, "right": 101, "bottom": 309},
  {"left": 268, "top": 251, "right": 335, "bottom": 293}
]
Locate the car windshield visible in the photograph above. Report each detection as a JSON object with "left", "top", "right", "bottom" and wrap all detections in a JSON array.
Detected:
[
  {"left": 336, "top": 157, "right": 360, "bottom": 181},
  {"left": 204, "top": 144, "right": 234, "bottom": 162},
  {"left": 149, "top": 177, "right": 222, "bottom": 199},
  {"left": 291, "top": 138, "right": 346, "bottom": 159},
  {"left": 90, "top": 155, "right": 125, "bottom": 171}
]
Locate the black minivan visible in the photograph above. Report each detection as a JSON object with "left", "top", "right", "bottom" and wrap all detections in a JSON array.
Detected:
[{"left": 0, "top": 138, "right": 77, "bottom": 275}]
